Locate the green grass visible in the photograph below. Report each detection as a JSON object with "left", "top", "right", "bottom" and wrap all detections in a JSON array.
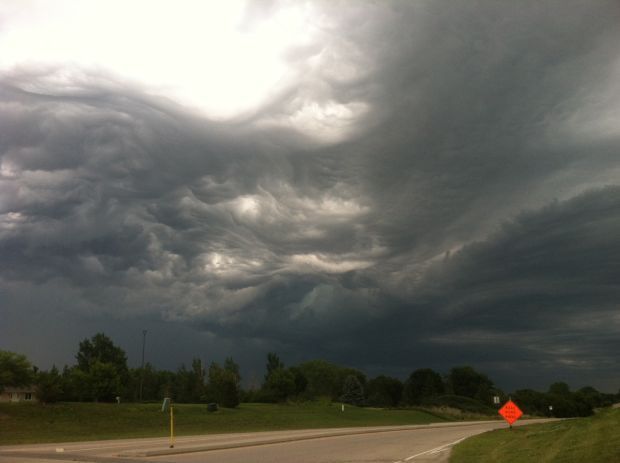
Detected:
[
  {"left": 0, "top": 402, "right": 447, "bottom": 445},
  {"left": 450, "top": 408, "right": 620, "bottom": 463}
]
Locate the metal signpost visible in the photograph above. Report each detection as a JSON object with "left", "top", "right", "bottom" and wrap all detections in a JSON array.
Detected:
[
  {"left": 169, "top": 404, "right": 175, "bottom": 448},
  {"left": 161, "top": 397, "right": 174, "bottom": 448},
  {"left": 161, "top": 397, "right": 170, "bottom": 412}
]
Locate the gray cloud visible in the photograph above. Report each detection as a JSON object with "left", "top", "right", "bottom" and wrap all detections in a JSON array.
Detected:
[{"left": 1, "top": 0, "right": 620, "bottom": 391}]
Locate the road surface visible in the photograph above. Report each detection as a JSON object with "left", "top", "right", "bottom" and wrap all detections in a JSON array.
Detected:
[{"left": 0, "top": 419, "right": 555, "bottom": 463}]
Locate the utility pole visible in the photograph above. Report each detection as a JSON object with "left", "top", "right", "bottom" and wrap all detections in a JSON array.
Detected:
[{"left": 139, "top": 329, "right": 147, "bottom": 402}]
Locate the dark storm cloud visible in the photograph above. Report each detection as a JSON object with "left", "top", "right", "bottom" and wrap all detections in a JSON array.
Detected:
[
  {"left": 1, "top": 0, "right": 620, "bottom": 390},
  {"left": 380, "top": 188, "right": 620, "bottom": 379}
]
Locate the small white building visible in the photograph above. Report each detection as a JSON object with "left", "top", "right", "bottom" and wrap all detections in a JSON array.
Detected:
[{"left": 0, "top": 386, "right": 37, "bottom": 403}]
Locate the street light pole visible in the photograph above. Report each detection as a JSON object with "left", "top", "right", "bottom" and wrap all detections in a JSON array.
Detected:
[{"left": 139, "top": 329, "right": 147, "bottom": 402}]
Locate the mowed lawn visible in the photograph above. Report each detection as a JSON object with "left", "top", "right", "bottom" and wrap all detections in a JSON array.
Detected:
[
  {"left": 0, "top": 402, "right": 447, "bottom": 445},
  {"left": 450, "top": 407, "right": 620, "bottom": 463}
]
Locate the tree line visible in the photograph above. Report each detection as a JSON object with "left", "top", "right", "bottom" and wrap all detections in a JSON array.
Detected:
[{"left": 1, "top": 333, "right": 618, "bottom": 417}]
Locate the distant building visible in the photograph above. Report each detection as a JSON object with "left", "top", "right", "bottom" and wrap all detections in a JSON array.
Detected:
[{"left": 0, "top": 386, "right": 38, "bottom": 403}]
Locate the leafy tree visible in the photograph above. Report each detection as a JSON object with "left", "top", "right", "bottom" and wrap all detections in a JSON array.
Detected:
[
  {"left": 512, "top": 385, "right": 596, "bottom": 418},
  {"left": 173, "top": 361, "right": 205, "bottom": 403},
  {"left": 90, "top": 361, "right": 122, "bottom": 402},
  {"left": 289, "top": 366, "right": 308, "bottom": 396},
  {"left": 0, "top": 350, "right": 34, "bottom": 392},
  {"left": 207, "top": 361, "right": 240, "bottom": 408},
  {"left": 548, "top": 382, "right": 571, "bottom": 396},
  {"left": 264, "top": 368, "right": 296, "bottom": 402},
  {"left": 340, "top": 374, "right": 365, "bottom": 405},
  {"left": 298, "top": 360, "right": 366, "bottom": 400},
  {"left": 547, "top": 394, "right": 592, "bottom": 417},
  {"left": 403, "top": 369, "right": 444, "bottom": 405},
  {"left": 447, "top": 366, "right": 493, "bottom": 402},
  {"left": 156, "top": 369, "right": 176, "bottom": 400},
  {"left": 36, "top": 366, "right": 64, "bottom": 403},
  {"left": 575, "top": 386, "right": 603, "bottom": 409},
  {"left": 125, "top": 363, "right": 162, "bottom": 401},
  {"left": 512, "top": 389, "right": 549, "bottom": 416},
  {"left": 224, "top": 357, "right": 241, "bottom": 384},
  {"left": 62, "top": 367, "right": 93, "bottom": 401},
  {"left": 366, "top": 375, "right": 403, "bottom": 407},
  {"left": 264, "top": 353, "right": 284, "bottom": 381},
  {"left": 191, "top": 358, "right": 206, "bottom": 401},
  {"left": 76, "top": 333, "right": 128, "bottom": 377},
  {"left": 73, "top": 334, "right": 128, "bottom": 402},
  {"left": 543, "top": 382, "right": 592, "bottom": 418}
]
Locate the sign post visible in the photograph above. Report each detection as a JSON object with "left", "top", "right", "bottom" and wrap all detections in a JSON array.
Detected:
[
  {"left": 161, "top": 398, "right": 174, "bottom": 448},
  {"left": 161, "top": 397, "right": 170, "bottom": 412},
  {"left": 169, "top": 404, "right": 175, "bottom": 448},
  {"left": 498, "top": 399, "right": 523, "bottom": 429}
]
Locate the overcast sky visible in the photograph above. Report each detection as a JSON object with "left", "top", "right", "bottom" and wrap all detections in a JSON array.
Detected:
[{"left": 1, "top": 0, "right": 620, "bottom": 392}]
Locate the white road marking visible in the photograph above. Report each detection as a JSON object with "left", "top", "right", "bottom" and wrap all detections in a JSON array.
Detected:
[{"left": 393, "top": 436, "right": 468, "bottom": 462}]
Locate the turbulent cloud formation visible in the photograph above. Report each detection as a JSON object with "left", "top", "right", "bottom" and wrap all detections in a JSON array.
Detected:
[{"left": 1, "top": 0, "right": 620, "bottom": 390}]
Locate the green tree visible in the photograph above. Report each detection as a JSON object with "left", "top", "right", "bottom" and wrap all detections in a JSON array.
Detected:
[
  {"left": 298, "top": 360, "right": 366, "bottom": 400},
  {"left": 513, "top": 389, "right": 548, "bottom": 416},
  {"left": 575, "top": 386, "right": 603, "bottom": 409},
  {"left": 89, "top": 361, "right": 122, "bottom": 402},
  {"left": 340, "top": 374, "right": 365, "bottom": 405},
  {"left": 548, "top": 382, "right": 571, "bottom": 396},
  {"left": 36, "top": 366, "right": 64, "bottom": 403},
  {"left": 403, "top": 368, "right": 444, "bottom": 405},
  {"left": 264, "top": 353, "right": 284, "bottom": 382},
  {"left": 125, "top": 363, "right": 162, "bottom": 401},
  {"left": 447, "top": 366, "right": 493, "bottom": 402},
  {"left": 289, "top": 366, "right": 308, "bottom": 396},
  {"left": 0, "top": 350, "right": 34, "bottom": 392},
  {"left": 224, "top": 357, "right": 241, "bottom": 384},
  {"left": 366, "top": 375, "right": 403, "bottom": 407},
  {"left": 207, "top": 361, "right": 240, "bottom": 408},
  {"left": 264, "top": 368, "right": 296, "bottom": 402},
  {"left": 191, "top": 358, "right": 206, "bottom": 401},
  {"left": 63, "top": 367, "right": 93, "bottom": 402},
  {"left": 173, "top": 361, "right": 205, "bottom": 403},
  {"left": 77, "top": 333, "right": 128, "bottom": 378},
  {"left": 74, "top": 333, "right": 128, "bottom": 402}
]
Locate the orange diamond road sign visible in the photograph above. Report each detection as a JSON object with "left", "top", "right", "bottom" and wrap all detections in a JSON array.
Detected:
[{"left": 499, "top": 400, "right": 523, "bottom": 426}]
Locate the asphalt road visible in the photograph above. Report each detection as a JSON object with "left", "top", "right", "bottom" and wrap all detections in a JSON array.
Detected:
[{"left": 0, "top": 419, "right": 555, "bottom": 463}]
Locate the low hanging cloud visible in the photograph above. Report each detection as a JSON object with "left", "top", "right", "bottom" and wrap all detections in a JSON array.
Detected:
[{"left": 1, "top": 0, "right": 620, "bottom": 390}]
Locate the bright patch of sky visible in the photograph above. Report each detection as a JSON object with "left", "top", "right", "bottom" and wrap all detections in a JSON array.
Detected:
[{"left": 0, "top": 1, "right": 314, "bottom": 120}]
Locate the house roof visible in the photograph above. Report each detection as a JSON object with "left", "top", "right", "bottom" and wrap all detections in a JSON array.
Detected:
[{"left": 1, "top": 386, "right": 36, "bottom": 393}]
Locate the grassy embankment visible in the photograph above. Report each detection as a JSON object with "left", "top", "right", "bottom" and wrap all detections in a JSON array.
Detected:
[
  {"left": 0, "top": 401, "right": 448, "bottom": 445},
  {"left": 450, "top": 407, "right": 620, "bottom": 463}
]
